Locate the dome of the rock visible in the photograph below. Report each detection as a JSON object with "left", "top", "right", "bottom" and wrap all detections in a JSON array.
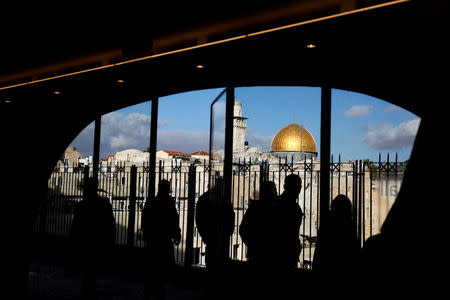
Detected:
[{"left": 270, "top": 123, "right": 317, "bottom": 161}]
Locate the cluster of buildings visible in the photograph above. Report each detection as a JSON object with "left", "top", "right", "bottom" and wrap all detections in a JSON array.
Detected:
[
  {"left": 56, "top": 147, "right": 209, "bottom": 170},
  {"left": 57, "top": 99, "right": 320, "bottom": 171}
]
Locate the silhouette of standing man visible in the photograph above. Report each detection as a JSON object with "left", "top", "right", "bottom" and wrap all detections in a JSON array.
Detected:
[
  {"left": 239, "top": 181, "right": 278, "bottom": 300},
  {"left": 70, "top": 178, "right": 116, "bottom": 300},
  {"left": 273, "top": 174, "right": 303, "bottom": 272},
  {"left": 239, "top": 181, "right": 278, "bottom": 268},
  {"left": 196, "top": 177, "right": 235, "bottom": 270},
  {"left": 195, "top": 177, "right": 235, "bottom": 299},
  {"left": 142, "top": 180, "right": 181, "bottom": 300}
]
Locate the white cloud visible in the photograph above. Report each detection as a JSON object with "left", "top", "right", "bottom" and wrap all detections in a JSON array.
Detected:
[
  {"left": 70, "top": 112, "right": 175, "bottom": 157},
  {"left": 362, "top": 118, "right": 421, "bottom": 150},
  {"left": 344, "top": 105, "right": 373, "bottom": 117},
  {"left": 246, "top": 129, "right": 273, "bottom": 152},
  {"left": 100, "top": 112, "right": 151, "bottom": 154},
  {"left": 157, "top": 130, "right": 210, "bottom": 154},
  {"left": 384, "top": 105, "right": 403, "bottom": 113}
]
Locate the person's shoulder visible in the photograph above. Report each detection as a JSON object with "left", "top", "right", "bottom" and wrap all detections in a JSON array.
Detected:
[
  {"left": 197, "top": 193, "right": 210, "bottom": 206},
  {"left": 198, "top": 192, "right": 209, "bottom": 201},
  {"left": 99, "top": 196, "right": 112, "bottom": 206},
  {"left": 291, "top": 201, "right": 302, "bottom": 214},
  {"left": 168, "top": 196, "right": 176, "bottom": 205}
]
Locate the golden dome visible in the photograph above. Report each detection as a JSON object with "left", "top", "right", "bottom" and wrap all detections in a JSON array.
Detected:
[{"left": 270, "top": 123, "right": 317, "bottom": 153}]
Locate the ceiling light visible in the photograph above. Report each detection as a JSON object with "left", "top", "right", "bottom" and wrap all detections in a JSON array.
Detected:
[
  {"left": 54, "top": 91, "right": 61, "bottom": 95},
  {"left": 4, "top": 100, "right": 12, "bottom": 103},
  {"left": 116, "top": 79, "right": 125, "bottom": 83},
  {"left": 306, "top": 43, "right": 316, "bottom": 49},
  {"left": 196, "top": 64, "right": 205, "bottom": 69}
]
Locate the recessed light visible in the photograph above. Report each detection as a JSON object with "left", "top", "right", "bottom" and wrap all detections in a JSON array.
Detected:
[
  {"left": 116, "top": 79, "right": 125, "bottom": 83},
  {"left": 196, "top": 64, "right": 205, "bottom": 69},
  {"left": 54, "top": 91, "right": 61, "bottom": 95},
  {"left": 4, "top": 100, "right": 12, "bottom": 103},
  {"left": 306, "top": 43, "right": 316, "bottom": 49}
]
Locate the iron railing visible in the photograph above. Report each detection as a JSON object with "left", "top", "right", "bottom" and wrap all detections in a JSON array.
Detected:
[{"left": 37, "top": 154, "right": 404, "bottom": 269}]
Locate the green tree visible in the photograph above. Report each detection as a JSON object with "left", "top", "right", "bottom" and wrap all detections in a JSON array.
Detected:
[{"left": 363, "top": 159, "right": 378, "bottom": 172}]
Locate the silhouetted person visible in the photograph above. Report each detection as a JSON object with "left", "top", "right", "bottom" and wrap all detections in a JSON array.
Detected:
[
  {"left": 195, "top": 177, "right": 235, "bottom": 299},
  {"left": 70, "top": 178, "right": 116, "bottom": 300},
  {"left": 273, "top": 174, "right": 303, "bottom": 272},
  {"left": 142, "top": 180, "right": 181, "bottom": 300},
  {"left": 313, "top": 194, "right": 360, "bottom": 279},
  {"left": 239, "top": 181, "right": 277, "bottom": 267},
  {"left": 239, "top": 181, "right": 278, "bottom": 299}
]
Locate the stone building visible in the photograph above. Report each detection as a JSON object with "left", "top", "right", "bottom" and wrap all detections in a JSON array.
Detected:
[
  {"left": 190, "top": 150, "right": 209, "bottom": 161},
  {"left": 114, "top": 149, "right": 149, "bottom": 164},
  {"left": 56, "top": 146, "right": 82, "bottom": 167}
]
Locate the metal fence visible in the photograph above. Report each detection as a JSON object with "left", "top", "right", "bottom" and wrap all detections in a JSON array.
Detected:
[{"left": 37, "top": 154, "right": 404, "bottom": 269}]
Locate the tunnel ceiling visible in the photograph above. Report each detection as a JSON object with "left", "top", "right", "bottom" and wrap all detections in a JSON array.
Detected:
[{"left": 0, "top": 1, "right": 447, "bottom": 118}]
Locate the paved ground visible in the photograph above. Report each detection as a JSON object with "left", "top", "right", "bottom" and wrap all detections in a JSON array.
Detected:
[
  {"left": 26, "top": 261, "right": 207, "bottom": 300},
  {"left": 25, "top": 254, "right": 312, "bottom": 300}
]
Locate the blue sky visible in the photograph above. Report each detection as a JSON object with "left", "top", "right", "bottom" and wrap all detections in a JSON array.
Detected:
[{"left": 71, "top": 86, "right": 420, "bottom": 162}]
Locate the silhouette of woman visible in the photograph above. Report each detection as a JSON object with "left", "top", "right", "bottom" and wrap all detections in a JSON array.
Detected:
[{"left": 313, "top": 194, "right": 360, "bottom": 276}]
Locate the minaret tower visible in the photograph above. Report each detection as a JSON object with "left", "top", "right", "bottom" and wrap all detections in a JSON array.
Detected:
[{"left": 233, "top": 99, "right": 247, "bottom": 154}]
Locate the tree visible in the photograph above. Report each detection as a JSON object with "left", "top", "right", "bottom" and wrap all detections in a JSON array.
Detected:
[{"left": 363, "top": 159, "right": 378, "bottom": 172}]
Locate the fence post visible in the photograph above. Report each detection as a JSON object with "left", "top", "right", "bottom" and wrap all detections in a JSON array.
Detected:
[
  {"left": 127, "top": 165, "right": 137, "bottom": 247},
  {"left": 184, "top": 164, "right": 197, "bottom": 268},
  {"left": 158, "top": 160, "right": 163, "bottom": 182},
  {"left": 259, "top": 161, "right": 268, "bottom": 189}
]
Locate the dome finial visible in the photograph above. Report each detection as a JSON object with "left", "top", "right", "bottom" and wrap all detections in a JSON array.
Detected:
[{"left": 293, "top": 114, "right": 295, "bottom": 124}]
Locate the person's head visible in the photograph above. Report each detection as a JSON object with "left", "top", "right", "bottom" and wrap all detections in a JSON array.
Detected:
[
  {"left": 330, "top": 194, "right": 352, "bottom": 220},
  {"left": 260, "top": 181, "right": 277, "bottom": 202},
  {"left": 283, "top": 174, "right": 302, "bottom": 197},
  {"left": 158, "top": 180, "right": 171, "bottom": 196}
]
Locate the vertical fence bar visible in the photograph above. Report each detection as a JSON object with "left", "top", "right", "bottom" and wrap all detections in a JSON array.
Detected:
[
  {"left": 309, "top": 156, "right": 313, "bottom": 266},
  {"left": 302, "top": 157, "right": 306, "bottom": 266},
  {"left": 127, "top": 165, "right": 137, "bottom": 246},
  {"left": 358, "top": 160, "right": 363, "bottom": 246},
  {"left": 345, "top": 171, "right": 349, "bottom": 197},
  {"left": 361, "top": 160, "right": 366, "bottom": 244},
  {"left": 338, "top": 154, "right": 341, "bottom": 195},
  {"left": 184, "top": 164, "right": 196, "bottom": 268},
  {"left": 369, "top": 169, "right": 373, "bottom": 237},
  {"left": 330, "top": 155, "right": 334, "bottom": 200},
  {"left": 235, "top": 159, "right": 241, "bottom": 259},
  {"left": 352, "top": 161, "right": 358, "bottom": 243}
]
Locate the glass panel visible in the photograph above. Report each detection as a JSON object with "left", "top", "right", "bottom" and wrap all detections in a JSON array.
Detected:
[
  {"left": 331, "top": 89, "right": 420, "bottom": 243},
  {"left": 99, "top": 101, "right": 151, "bottom": 246},
  {"left": 157, "top": 88, "right": 223, "bottom": 265},
  {"left": 233, "top": 86, "right": 321, "bottom": 269},
  {"left": 210, "top": 89, "right": 227, "bottom": 183}
]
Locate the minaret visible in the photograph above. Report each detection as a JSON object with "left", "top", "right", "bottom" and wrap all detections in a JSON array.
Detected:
[{"left": 233, "top": 99, "right": 247, "bottom": 154}]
